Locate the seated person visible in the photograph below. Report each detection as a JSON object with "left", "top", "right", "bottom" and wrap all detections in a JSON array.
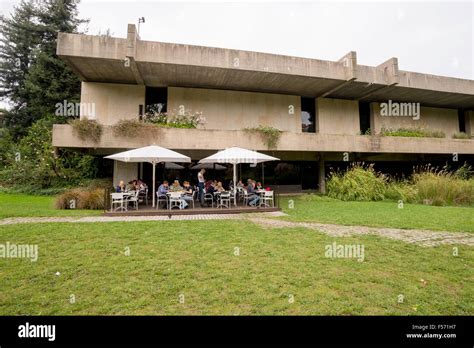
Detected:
[
  {"left": 170, "top": 180, "right": 183, "bottom": 192},
  {"left": 182, "top": 181, "right": 194, "bottom": 203},
  {"left": 116, "top": 180, "right": 126, "bottom": 192},
  {"left": 216, "top": 182, "right": 225, "bottom": 192},
  {"left": 246, "top": 180, "right": 260, "bottom": 206},
  {"left": 157, "top": 181, "right": 169, "bottom": 198},
  {"left": 236, "top": 180, "right": 244, "bottom": 188},
  {"left": 126, "top": 180, "right": 137, "bottom": 191}
]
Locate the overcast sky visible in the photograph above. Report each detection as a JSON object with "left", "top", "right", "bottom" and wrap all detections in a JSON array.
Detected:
[{"left": 1, "top": 0, "right": 473, "bottom": 81}]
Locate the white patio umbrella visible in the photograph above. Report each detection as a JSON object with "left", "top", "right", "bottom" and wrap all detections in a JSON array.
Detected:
[
  {"left": 105, "top": 145, "right": 190, "bottom": 207},
  {"left": 190, "top": 163, "right": 227, "bottom": 170},
  {"left": 165, "top": 162, "right": 185, "bottom": 170},
  {"left": 199, "top": 147, "right": 279, "bottom": 206}
]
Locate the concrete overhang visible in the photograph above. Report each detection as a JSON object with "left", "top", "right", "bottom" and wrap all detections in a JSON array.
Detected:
[{"left": 57, "top": 26, "right": 474, "bottom": 109}]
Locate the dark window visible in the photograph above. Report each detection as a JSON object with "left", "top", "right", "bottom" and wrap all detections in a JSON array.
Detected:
[
  {"left": 458, "top": 109, "right": 466, "bottom": 133},
  {"left": 145, "top": 87, "right": 167, "bottom": 114},
  {"left": 301, "top": 97, "right": 315, "bottom": 133},
  {"left": 359, "top": 102, "right": 371, "bottom": 134}
]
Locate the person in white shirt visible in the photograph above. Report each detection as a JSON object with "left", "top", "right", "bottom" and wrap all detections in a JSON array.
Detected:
[{"left": 197, "top": 169, "right": 206, "bottom": 206}]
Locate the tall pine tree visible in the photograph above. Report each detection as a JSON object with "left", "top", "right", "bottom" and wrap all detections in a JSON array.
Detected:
[{"left": 0, "top": 0, "right": 88, "bottom": 137}]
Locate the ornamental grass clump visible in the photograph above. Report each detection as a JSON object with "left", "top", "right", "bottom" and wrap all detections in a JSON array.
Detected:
[
  {"left": 55, "top": 187, "right": 105, "bottom": 210},
  {"left": 411, "top": 165, "right": 474, "bottom": 206},
  {"left": 327, "top": 163, "right": 388, "bottom": 201}
]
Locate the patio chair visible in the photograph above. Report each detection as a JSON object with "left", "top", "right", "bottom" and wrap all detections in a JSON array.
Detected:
[
  {"left": 260, "top": 190, "right": 274, "bottom": 207},
  {"left": 217, "top": 192, "right": 231, "bottom": 209},
  {"left": 127, "top": 190, "right": 140, "bottom": 210},
  {"left": 203, "top": 191, "right": 214, "bottom": 208},
  {"left": 111, "top": 193, "right": 126, "bottom": 211},
  {"left": 242, "top": 189, "right": 249, "bottom": 206},
  {"left": 169, "top": 192, "right": 183, "bottom": 210},
  {"left": 156, "top": 192, "right": 168, "bottom": 209},
  {"left": 138, "top": 188, "right": 148, "bottom": 206},
  {"left": 229, "top": 190, "right": 236, "bottom": 206}
]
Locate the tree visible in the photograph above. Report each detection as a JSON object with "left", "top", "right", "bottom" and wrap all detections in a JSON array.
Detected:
[
  {"left": 0, "top": 0, "right": 88, "bottom": 137},
  {"left": 0, "top": 0, "right": 41, "bottom": 135}
]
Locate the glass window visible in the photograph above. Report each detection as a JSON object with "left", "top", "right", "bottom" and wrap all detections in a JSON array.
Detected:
[{"left": 301, "top": 97, "right": 315, "bottom": 133}]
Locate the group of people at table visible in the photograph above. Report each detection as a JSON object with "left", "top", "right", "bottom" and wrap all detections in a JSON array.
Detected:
[{"left": 115, "top": 169, "right": 270, "bottom": 209}]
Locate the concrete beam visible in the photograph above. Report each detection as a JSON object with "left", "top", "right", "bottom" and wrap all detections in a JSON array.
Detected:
[
  {"left": 338, "top": 51, "right": 358, "bottom": 80},
  {"left": 377, "top": 57, "right": 399, "bottom": 85},
  {"left": 126, "top": 24, "right": 144, "bottom": 85}
]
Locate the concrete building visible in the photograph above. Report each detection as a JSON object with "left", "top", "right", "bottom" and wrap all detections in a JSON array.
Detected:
[{"left": 53, "top": 24, "right": 474, "bottom": 192}]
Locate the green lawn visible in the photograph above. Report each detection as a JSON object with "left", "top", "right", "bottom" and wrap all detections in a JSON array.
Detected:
[
  {"left": 0, "top": 221, "right": 472, "bottom": 315},
  {"left": 0, "top": 193, "right": 472, "bottom": 315},
  {"left": 280, "top": 195, "right": 474, "bottom": 233},
  {"left": 0, "top": 193, "right": 101, "bottom": 219}
]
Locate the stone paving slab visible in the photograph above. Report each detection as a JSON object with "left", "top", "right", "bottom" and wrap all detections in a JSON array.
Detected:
[{"left": 249, "top": 218, "right": 474, "bottom": 247}]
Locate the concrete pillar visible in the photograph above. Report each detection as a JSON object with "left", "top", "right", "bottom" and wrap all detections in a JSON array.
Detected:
[
  {"left": 318, "top": 153, "right": 326, "bottom": 194},
  {"left": 465, "top": 110, "right": 473, "bottom": 137}
]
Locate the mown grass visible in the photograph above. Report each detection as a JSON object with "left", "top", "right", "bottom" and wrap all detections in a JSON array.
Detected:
[
  {"left": 0, "top": 193, "right": 102, "bottom": 219},
  {"left": 0, "top": 221, "right": 472, "bottom": 315},
  {"left": 280, "top": 195, "right": 474, "bottom": 233}
]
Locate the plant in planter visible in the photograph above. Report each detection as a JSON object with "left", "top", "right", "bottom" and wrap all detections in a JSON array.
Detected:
[
  {"left": 69, "top": 117, "right": 103, "bottom": 143},
  {"left": 111, "top": 119, "right": 158, "bottom": 138},
  {"left": 244, "top": 125, "right": 282, "bottom": 149},
  {"left": 144, "top": 107, "right": 205, "bottom": 129}
]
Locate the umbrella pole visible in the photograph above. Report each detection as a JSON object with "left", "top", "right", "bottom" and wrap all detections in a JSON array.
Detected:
[
  {"left": 233, "top": 163, "right": 237, "bottom": 206},
  {"left": 152, "top": 162, "right": 156, "bottom": 208}
]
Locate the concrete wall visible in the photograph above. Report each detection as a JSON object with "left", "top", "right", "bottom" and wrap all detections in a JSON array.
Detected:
[
  {"left": 371, "top": 103, "right": 459, "bottom": 137},
  {"left": 80, "top": 82, "right": 145, "bottom": 125},
  {"left": 315, "top": 98, "right": 360, "bottom": 135},
  {"left": 167, "top": 87, "right": 301, "bottom": 132},
  {"left": 53, "top": 124, "right": 474, "bottom": 155},
  {"left": 113, "top": 161, "right": 138, "bottom": 187}
]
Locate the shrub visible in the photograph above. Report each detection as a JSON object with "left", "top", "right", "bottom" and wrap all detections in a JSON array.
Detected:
[
  {"left": 70, "top": 117, "right": 103, "bottom": 143},
  {"left": 381, "top": 127, "right": 445, "bottom": 138},
  {"left": 327, "top": 163, "right": 388, "bottom": 201},
  {"left": 452, "top": 132, "right": 470, "bottom": 139},
  {"left": 55, "top": 187, "right": 105, "bottom": 210},
  {"left": 55, "top": 188, "right": 84, "bottom": 209},
  {"left": 0, "top": 116, "right": 99, "bottom": 192},
  {"left": 411, "top": 166, "right": 474, "bottom": 206},
  {"left": 244, "top": 125, "right": 282, "bottom": 149},
  {"left": 111, "top": 119, "right": 158, "bottom": 138},
  {"left": 144, "top": 107, "right": 205, "bottom": 129}
]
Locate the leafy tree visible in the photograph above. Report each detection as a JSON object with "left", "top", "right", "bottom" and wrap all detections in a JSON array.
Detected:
[{"left": 0, "top": 115, "right": 98, "bottom": 190}]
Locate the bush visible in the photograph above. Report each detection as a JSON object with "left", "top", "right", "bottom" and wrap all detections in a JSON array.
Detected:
[
  {"left": 381, "top": 127, "right": 445, "bottom": 138},
  {"left": 144, "top": 107, "right": 205, "bottom": 129},
  {"left": 327, "top": 163, "right": 387, "bottom": 201},
  {"left": 70, "top": 117, "right": 103, "bottom": 143},
  {"left": 55, "top": 187, "right": 105, "bottom": 210},
  {"left": 0, "top": 116, "right": 100, "bottom": 193},
  {"left": 111, "top": 119, "right": 158, "bottom": 138},
  {"left": 326, "top": 163, "right": 473, "bottom": 206},
  {"left": 412, "top": 166, "right": 474, "bottom": 206},
  {"left": 452, "top": 132, "right": 470, "bottom": 139}
]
